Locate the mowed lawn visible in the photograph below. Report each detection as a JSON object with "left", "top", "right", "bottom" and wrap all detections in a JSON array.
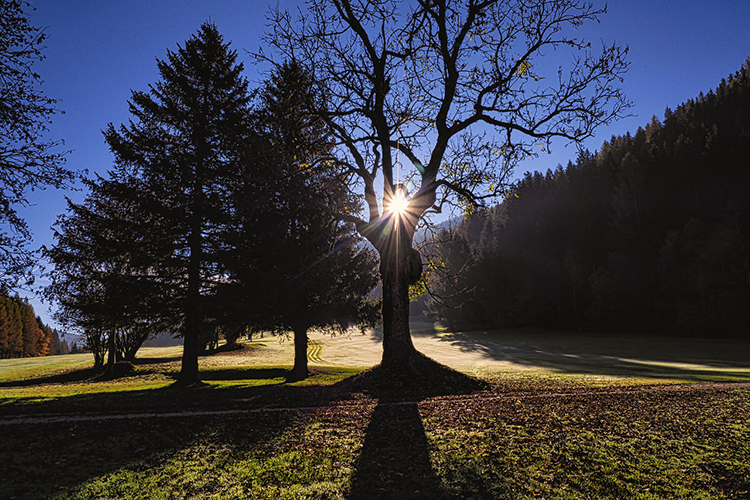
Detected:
[{"left": 1, "top": 324, "right": 749, "bottom": 499}]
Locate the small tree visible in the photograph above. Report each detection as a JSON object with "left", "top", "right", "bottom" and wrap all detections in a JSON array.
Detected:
[
  {"left": 0, "top": 0, "right": 74, "bottom": 287},
  {"left": 45, "top": 177, "right": 171, "bottom": 369},
  {"left": 264, "top": 0, "right": 630, "bottom": 369}
]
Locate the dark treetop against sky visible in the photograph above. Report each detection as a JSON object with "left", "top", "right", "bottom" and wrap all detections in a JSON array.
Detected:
[{"left": 19, "top": 0, "right": 750, "bottom": 325}]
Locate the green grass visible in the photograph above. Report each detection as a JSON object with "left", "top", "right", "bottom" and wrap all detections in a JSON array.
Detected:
[
  {"left": 1, "top": 331, "right": 749, "bottom": 499},
  {"left": 0, "top": 352, "right": 92, "bottom": 383}
]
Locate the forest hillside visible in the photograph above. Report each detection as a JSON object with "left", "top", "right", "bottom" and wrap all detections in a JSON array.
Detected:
[{"left": 429, "top": 60, "right": 750, "bottom": 336}]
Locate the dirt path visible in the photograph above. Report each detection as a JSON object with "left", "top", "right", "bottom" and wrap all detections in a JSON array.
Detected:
[{"left": 3, "top": 380, "right": 748, "bottom": 426}]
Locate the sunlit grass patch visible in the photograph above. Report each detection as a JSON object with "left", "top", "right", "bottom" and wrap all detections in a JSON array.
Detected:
[
  {"left": 43, "top": 407, "right": 372, "bottom": 500},
  {"left": 0, "top": 352, "right": 92, "bottom": 383}
]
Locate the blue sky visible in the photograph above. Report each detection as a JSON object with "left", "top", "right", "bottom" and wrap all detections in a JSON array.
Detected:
[{"left": 19, "top": 0, "right": 750, "bottom": 327}]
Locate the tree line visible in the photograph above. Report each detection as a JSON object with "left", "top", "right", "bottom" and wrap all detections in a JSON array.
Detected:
[
  {"left": 428, "top": 60, "right": 750, "bottom": 336},
  {"left": 0, "top": 287, "right": 69, "bottom": 358}
]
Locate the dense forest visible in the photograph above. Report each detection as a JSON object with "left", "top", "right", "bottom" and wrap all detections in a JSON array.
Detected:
[
  {"left": 0, "top": 287, "right": 69, "bottom": 358},
  {"left": 428, "top": 60, "right": 750, "bottom": 336}
]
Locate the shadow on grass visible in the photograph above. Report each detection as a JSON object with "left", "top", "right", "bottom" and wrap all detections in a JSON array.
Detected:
[
  {"left": 349, "top": 402, "right": 445, "bottom": 500},
  {"left": 1, "top": 351, "right": 485, "bottom": 500},
  {"left": 435, "top": 329, "right": 750, "bottom": 381},
  {"left": 0, "top": 366, "right": 355, "bottom": 498},
  {"left": 0, "top": 394, "right": 306, "bottom": 499},
  {"left": 0, "top": 366, "right": 102, "bottom": 387},
  {"left": 343, "top": 353, "right": 487, "bottom": 500}
]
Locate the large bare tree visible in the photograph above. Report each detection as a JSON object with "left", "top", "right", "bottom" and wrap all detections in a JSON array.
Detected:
[{"left": 263, "top": 0, "right": 629, "bottom": 369}]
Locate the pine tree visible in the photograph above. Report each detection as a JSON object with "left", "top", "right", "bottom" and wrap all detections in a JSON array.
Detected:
[
  {"left": 227, "top": 61, "right": 380, "bottom": 380},
  {"left": 4, "top": 296, "right": 23, "bottom": 357},
  {"left": 20, "top": 300, "right": 42, "bottom": 356},
  {"left": 102, "top": 23, "right": 252, "bottom": 385},
  {"left": 46, "top": 175, "right": 172, "bottom": 368},
  {"left": 0, "top": 294, "right": 9, "bottom": 358}
]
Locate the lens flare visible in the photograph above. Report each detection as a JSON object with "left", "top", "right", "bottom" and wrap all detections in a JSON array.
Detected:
[{"left": 388, "top": 188, "right": 409, "bottom": 217}]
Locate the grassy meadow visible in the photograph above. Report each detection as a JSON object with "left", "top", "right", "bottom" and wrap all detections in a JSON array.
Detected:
[{"left": 1, "top": 324, "right": 749, "bottom": 499}]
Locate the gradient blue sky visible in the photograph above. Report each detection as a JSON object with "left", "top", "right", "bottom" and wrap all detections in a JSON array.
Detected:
[{"left": 20, "top": 0, "right": 750, "bottom": 326}]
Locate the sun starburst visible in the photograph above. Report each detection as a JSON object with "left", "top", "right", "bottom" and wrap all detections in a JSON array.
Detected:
[{"left": 387, "top": 188, "right": 409, "bottom": 217}]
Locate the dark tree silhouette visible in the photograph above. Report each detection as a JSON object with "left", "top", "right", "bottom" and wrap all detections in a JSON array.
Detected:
[
  {"left": 102, "top": 23, "right": 252, "bottom": 385},
  {"left": 44, "top": 177, "right": 171, "bottom": 369},
  {"left": 0, "top": 0, "right": 75, "bottom": 288},
  {"left": 262, "top": 0, "right": 630, "bottom": 369},
  {"left": 429, "top": 60, "right": 750, "bottom": 336},
  {"left": 226, "top": 61, "right": 380, "bottom": 381}
]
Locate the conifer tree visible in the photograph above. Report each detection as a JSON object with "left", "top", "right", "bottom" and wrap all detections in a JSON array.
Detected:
[
  {"left": 20, "top": 300, "right": 42, "bottom": 356},
  {"left": 227, "top": 60, "right": 380, "bottom": 380},
  {"left": 102, "top": 23, "right": 252, "bottom": 385},
  {"left": 0, "top": 294, "right": 8, "bottom": 358},
  {"left": 3, "top": 296, "right": 23, "bottom": 357},
  {"left": 45, "top": 175, "right": 169, "bottom": 367}
]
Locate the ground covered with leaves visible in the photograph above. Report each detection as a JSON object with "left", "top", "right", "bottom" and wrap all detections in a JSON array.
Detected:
[{"left": 1, "top": 352, "right": 748, "bottom": 499}]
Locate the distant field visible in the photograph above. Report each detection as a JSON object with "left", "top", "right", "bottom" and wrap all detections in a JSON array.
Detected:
[
  {"left": 196, "top": 322, "right": 750, "bottom": 383},
  {"left": 3, "top": 322, "right": 747, "bottom": 384},
  {"left": 1, "top": 324, "right": 748, "bottom": 499},
  {"left": 0, "top": 352, "right": 92, "bottom": 383}
]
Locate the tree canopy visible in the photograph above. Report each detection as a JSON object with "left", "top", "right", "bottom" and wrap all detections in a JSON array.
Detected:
[
  {"left": 262, "top": 0, "right": 630, "bottom": 368},
  {"left": 229, "top": 60, "right": 380, "bottom": 379},
  {"left": 99, "top": 22, "right": 252, "bottom": 383},
  {"left": 46, "top": 26, "right": 380, "bottom": 380}
]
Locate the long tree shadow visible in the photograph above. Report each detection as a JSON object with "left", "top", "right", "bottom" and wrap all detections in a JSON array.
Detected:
[
  {"left": 0, "top": 368, "right": 356, "bottom": 498},
  {"left": 1, "top": 351, "right": 486, "bottom": 499},
  {"left": 349, "top": 402, "right": 445, "bottom": 499},
  {"left": 344, "top": 352, "right": 487, "bottom": 500},
  {"left": 0, "top": 366, "right": 102, "bottom": 387},
  {"left": 436, "top": 329, "right": 750, "bottom": 381}
]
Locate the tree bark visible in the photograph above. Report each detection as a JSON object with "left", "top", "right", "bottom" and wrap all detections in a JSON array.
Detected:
[
  {"left": 176, "top": 177, "right": 203, "bottom": 386},
  {"left": 177, "top": 239, "right": 202, "bottom": 385},
  {"left": 290, "top": 325, "right": 310, "bottom": 380},
  {"left": 106, "top": 329, "right": 116, "bottom": 368},
  {"left": 378, "top": 219, "right": 421, "bottom": 368}
]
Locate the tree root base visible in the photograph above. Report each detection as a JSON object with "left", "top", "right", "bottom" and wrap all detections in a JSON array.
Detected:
[{"left": 345, "top": 351, "right": 488, "bottom": 402}]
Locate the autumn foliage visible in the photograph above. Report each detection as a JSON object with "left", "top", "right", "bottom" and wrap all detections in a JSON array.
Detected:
[{"left": 0, "top": 287, "right": 54, "bottom": 358}]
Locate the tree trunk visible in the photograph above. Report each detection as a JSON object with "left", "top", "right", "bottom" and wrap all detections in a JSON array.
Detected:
[
  {"left": 176, "top": 195, "right": 203, "bottom": 386},
  {"left": 289, "top": 325, "right": 310, "bottom": 380},
  {"left": 178, "top": 319, "right": 200, "bottom": 385},
  {"left": 378, "top": 223, "right": 420, "bottom": 368},
  {"left": 106, "top": 329, "right": 116, "bottom": 368},
  {"left": 177, "top": 247, "right": 201, "bottom": 385}
]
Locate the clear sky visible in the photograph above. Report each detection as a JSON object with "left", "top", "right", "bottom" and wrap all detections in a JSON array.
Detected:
[{"left": 19, "top": 0, "right": 750, "bottom": 327}]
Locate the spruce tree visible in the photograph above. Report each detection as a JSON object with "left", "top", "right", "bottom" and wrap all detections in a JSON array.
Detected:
[
  {"left": 45, "top": 175, "right": 170, "bottom": 368},
  {"left": 227, "top": 61, "right": 379, "bottom": 380},
  {"left": 102, "top": 23, "right": 252, "bottom": 385}
]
